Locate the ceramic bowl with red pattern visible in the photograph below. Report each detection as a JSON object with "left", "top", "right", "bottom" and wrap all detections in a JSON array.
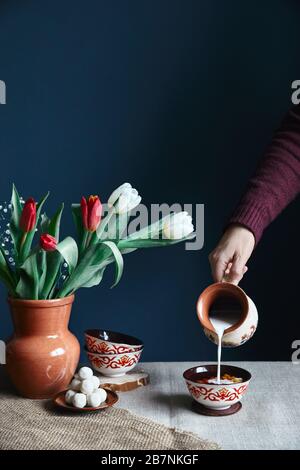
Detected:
[
  {"left": 86, "top": 348, "right": 143, "bottom": 377},
  {"left": 85, "top": 329, "right": 143, "bottom": 355},
  {"left": 183, "top": 364, "right": 251, "bottom": 410}
]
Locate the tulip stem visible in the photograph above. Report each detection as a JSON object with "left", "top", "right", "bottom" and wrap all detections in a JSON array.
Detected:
[
  {"left": 86, "top": 232, "right": 92, "bottom": 247},
  {"left": 94, "top": 207, "right": 114, "bottom": 241},
  {"left": 80, "top": 230, "right": 93, "bottom": 257},
  {"left": 80, "top": 230, "right": 89, "bottom": 256},
  {"left": 18, "top": 232, "right": 28, "bottom": 265},
  {"left": 20, "top": 232, "right": 27, "bottom": 249}
]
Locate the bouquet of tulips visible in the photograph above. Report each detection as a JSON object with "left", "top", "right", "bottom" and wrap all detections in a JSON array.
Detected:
[{"left": 0, "top": 183, "right": 194, "bottom": 300}]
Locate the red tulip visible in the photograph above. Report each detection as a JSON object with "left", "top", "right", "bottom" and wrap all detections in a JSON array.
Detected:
[
  {"left": 81, "top": 195, "right": 102, "bottom": 232},
  {"left": 19, "top": 198, "right": 36, "bottom": 232},
  {"left": 40, "top": 234, "right": 57, "bottom": 252}
]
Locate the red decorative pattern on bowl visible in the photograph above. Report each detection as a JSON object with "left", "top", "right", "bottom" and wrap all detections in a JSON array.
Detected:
[
  {"left": 86, "top": 349, "right": 142, "bottom": 377},
  {"left": 187, "top": 382, "right": 248, "bottom": 402},
  {"left": 85, "top": 335, "right": 141, "bottom": 354}
]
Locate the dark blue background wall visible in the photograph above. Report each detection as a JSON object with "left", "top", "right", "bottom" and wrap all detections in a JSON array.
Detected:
[{"left": 0, "top": 1, "right": 299, "bottom": 362}]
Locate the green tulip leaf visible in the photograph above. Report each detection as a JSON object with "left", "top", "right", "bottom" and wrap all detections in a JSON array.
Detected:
[
  {"left": 0, "top": 248, "right": 16, "bottom": 295},
  {"left": 119, "top": 247, "right": 137, "bottom": 255},
  {"left": 101, "top": 241, "right": 124, "bottom": 288},
  {"left": 72, "top": 203, "right": 84, "bottom": 242},
  {"left": 56, "top": 236, "right": 78, "bottom": 274},
  {"left": 57, "top": 239, "right": 123, "bottom": 296},
  {"left": 40, "top": 250, "right": 62, "bottom": 299},
  {"left": 96, "top": 208, "right": 114, "bottom": 240},
  {"left": 79, "top": 266, "right": 106, "bottom": 288},
  {"left": 117, "top": 233, "right": 195, "bottom": 250},
  {"left": 106, "top": 212, "right": 128, "bottom": 241},
  {"left": 15, "top": 252, "right": 39, "bottom": 299},
  {"left": 11, "top": 183, "right": 22, "bottom": 225},
  {"left": 38, "top": 203, "right": 65, "bottom": 301},
  {"left": 37, "top": 251, "right": 47, "bottom": 297},
  {"left": 66, "top": 265, "right": 106, "bottom": 292}
]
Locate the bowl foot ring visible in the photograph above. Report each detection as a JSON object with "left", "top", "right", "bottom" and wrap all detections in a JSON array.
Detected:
[{"left": 192, "top": 400, "right": 242, "bottom": 416}]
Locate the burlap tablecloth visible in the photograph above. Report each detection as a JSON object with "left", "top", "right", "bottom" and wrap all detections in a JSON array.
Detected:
[{"left": 0, "top": 368, "right": 219, "bottom": 450}]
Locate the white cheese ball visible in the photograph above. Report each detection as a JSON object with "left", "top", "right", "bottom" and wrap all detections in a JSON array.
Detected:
[
  {"left": 91, "top": 375, "right": 100, "bottom": 391},
  {"left": 72, "top": 393, "right": 87, "bottom": 408},
  {"left": 65, "top": 389, "right": 76, "bottom": 404},
  {"left": 80, "top": 378, "right": 94, "bottom": 395},
  {"left": 69, "top": 378, "right": 81, "bottom": 391},
  {"left": 78, "top": 367, "right": 93, "bottom": 380},
  {"left": 97, "top": 388, "right": 107, "bottom": 403},
  {"left": 86, "top": 392, "right": 102, "bottom": 407},
  {"left": 86, "top": 388, "right": 107, "bottom": 407}
]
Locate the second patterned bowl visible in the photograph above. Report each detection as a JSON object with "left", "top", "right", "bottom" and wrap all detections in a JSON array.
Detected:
[{"left": 86, "top": 348, "right": 143, "bottom": 377}]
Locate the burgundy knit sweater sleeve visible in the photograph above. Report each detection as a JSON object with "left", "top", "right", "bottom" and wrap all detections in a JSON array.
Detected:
[{"left": 228, "top": 105, "right": 300, "bottom": 243}]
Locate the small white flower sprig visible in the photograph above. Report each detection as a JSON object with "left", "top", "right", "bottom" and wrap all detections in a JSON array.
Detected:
[{"left": 66, "top": 366, "right": 107, "bottom": 408}]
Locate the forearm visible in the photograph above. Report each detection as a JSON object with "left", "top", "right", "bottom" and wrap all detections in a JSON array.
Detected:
[{"left": 229, "top": 105, "right": 300, "bottom": 243}]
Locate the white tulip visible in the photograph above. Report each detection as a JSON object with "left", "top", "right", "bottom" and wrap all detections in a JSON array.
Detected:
[
  {"left": 108, "top": 182, "right": 131, "bottom": 204},
  {"left": 162, "top": 211, "right": 194, "bottom": 239},
  {"left": 108, "top": 182, "right": 141, "bottom": 214}
]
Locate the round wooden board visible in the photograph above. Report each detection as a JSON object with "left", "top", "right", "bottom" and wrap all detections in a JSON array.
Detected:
[{"left": 96, "top": 368, "right": 150, "bottom": 392}]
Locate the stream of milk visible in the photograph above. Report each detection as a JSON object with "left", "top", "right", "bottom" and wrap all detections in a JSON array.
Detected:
[{"left": 209, "top": 311, "right": 241, "bottom": 384}]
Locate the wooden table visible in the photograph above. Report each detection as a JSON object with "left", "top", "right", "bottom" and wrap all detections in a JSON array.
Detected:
[{"left": 117, "top": 362, "right": 300, "bottom": 450}]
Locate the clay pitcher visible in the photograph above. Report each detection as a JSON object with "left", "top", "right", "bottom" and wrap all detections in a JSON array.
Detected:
[
  {"left": 196, "top": 282, "right": 258, "bottom": 347},
  {"left": 6, "top": 295, "right": 80, "bottom": 399}
]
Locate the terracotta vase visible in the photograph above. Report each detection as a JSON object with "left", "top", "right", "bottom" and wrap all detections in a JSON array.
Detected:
[{"left": 6, "top": 295, "right": 80, "bottom": 399}]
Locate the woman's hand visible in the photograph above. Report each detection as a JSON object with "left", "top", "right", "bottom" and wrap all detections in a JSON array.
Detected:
[{"left": 209, "top": 224, "right": 255, "bottom": 285}]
